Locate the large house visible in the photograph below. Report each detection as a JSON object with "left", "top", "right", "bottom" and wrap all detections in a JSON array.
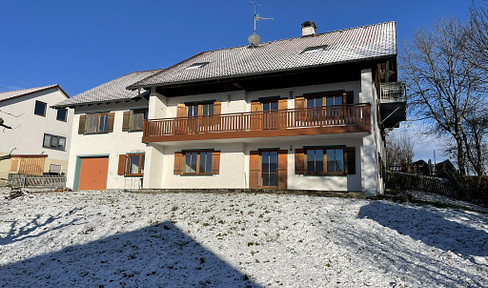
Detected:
[
  {"left": 0, "top": 85, "right": 72, "bottom": 183},
  {"left": 54, "top": 21, "right": 406, "bottom": 195}
]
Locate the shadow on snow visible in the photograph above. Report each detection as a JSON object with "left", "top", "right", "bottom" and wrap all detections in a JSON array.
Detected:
[
  {"left": 358, "top": 201, "right": 488, "bottom": 257},
  {"left": 0, "top": 220, "right": 260, "bottom": 288}
]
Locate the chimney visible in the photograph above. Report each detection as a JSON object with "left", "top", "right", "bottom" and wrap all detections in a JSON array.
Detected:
[{"left": 301, "top": 21, "right": 317, "bottom": 37}]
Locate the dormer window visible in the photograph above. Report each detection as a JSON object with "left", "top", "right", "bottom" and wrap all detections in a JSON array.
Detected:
[
  {"left": 186, "top": 62, "right": 210, "bottom": 70},
  {"left": 301, "top": 45, "right": 328, "bottom": 54}
]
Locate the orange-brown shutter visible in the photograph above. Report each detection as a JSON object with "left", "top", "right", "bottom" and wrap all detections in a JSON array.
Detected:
[
  {"left": 213, "top": 101, "right": 221, "bottom": 126},
  {"left": 249, "top": 151, "right": 259, "bottom": 188},
  {"left": 295, "top": 148, "right": 304, "bottom": 174},
  {"left": 78, "top": 115, "right": 86, "bottom": 134},
  {"left": 177, "top": 104, "right": 185, "bottom": 117},
  {"left": 295, "top": 97, "right": 305, "bottom": 121},
  {"left": 118, "top": 154, "right": 126, "bottom": 175},
  {"left": 107, "top": 113, "right": 115, "bottom": 132},
  {"left": 278, "top": 150, "right": 288, "bottom": 189},
  {"left": 174, "top": 152, "right": 182, "bottom": 175},
  {"left": 344, "top": 147, "right": 356, "bottom": 174},
  {"left": 251, "top": 101, "right": 261, "bottom": 112},
  {"left": 278, "top": 99, "right": 288, "bottom": 129},
  {"left": 250, "top": 102, "right": 261, "bottom": 130},
  {"left": 122, "top": 111, "right": 131, "bottom": 131},
  {"left": 212, "top": 151, "right": 220, "bottom": 175}
]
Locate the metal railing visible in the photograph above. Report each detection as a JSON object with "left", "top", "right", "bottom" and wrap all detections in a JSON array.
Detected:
[
  {"left": 380, "top": 82, "right": 407, "bottom": 102},
  {"left": 9, "top": 174, "right": 66, "bottom": 189}
]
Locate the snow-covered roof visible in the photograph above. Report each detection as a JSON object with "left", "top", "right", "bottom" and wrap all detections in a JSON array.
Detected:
[{"left": 129, "top": 22, "right": 397, "bottom": 89}]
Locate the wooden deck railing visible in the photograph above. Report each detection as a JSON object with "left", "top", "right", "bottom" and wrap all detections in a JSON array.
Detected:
[{"left": 143, "top": 103, "right": 370, "bottom": 142}]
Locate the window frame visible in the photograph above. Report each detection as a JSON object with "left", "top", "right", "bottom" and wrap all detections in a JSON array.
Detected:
[
  {"left": 34, "top": 100, "right": 47, "bottom": 117},
  {"left": 125, "top": 153, "right": 145, "bottom": 177},
  {"left": 129, "top": 109, "right": 147, "bottom": 132},
  {"left": 56, "top": 108, "right": 68, "bottom": 122},
  {"left": 304, "top": 147, "right": 346, "bottom": 175},
  {"left": 182, "top": 150, "right": 213, "bottom": 176},
  {"left": 85, "top": 112, "right": 110, "bottom": 134},
  {"left": 42, "top": 133, "right": 67, "bottom": 151}
]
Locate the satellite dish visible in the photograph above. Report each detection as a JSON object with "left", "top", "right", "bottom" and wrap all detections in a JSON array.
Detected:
[{"left": 248, "top": 33, "right": 261, "bottom": 47}]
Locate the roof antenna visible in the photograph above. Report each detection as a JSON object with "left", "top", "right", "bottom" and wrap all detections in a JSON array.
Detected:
[{"left": 248, "top": 2, "right": 273, "bottom": 47}]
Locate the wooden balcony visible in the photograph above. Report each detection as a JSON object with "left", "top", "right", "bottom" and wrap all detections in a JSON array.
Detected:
[{"left": 142, "top": 103, "right": 371, "bottom": 143}]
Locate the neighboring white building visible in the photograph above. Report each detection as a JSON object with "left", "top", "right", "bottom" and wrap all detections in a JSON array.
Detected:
[
  {"left": 55, "top": 22, "right": 406, "bottom": 195},
  {"left": 0, "top": 85, "right": 72, "bottom": 183}
]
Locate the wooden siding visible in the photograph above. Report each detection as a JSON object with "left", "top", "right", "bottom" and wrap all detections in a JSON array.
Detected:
[{"left": 143, "top": 103, "right": 371, "bottom": 143}]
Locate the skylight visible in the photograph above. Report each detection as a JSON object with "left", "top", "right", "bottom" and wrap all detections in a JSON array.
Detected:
[
  {"left": 186, "top": 62, "right": 210, "bottom": 70},
  {"left": 301, "top": 45, "right": 328, "bottom": 54}
]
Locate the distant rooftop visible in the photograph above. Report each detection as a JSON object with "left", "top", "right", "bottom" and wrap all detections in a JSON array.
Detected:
[
  {"left": 0, "top": 84, "right": 67, "bottom": 103},
  {"left": 53, "top": 69, "right": 163, "bottom": 108},
  {"left": 129, "top": 21, "right": 396, "bottom": 89}
]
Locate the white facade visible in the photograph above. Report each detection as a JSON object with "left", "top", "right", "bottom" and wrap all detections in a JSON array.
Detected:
[{"left": 0, "top": 86, "right": 72, "bottom": 180}]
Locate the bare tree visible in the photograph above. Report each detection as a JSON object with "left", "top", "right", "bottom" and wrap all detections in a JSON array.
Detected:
[
  {"left": 401, "top": 18, "right": 486, "bottom": 178},
  {"left": 466, "top": 0, "right": 488, "bottom": 79},
  {"left": 386, "top": 133, "right": 415, "bottom": 172}
]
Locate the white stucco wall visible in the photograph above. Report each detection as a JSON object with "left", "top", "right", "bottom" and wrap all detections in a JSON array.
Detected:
[
  {"left": 0, "top": 87, "right": 72, "bottom": 177},
  {"left": 66, "top": 101, "right": 148, "bottom": 190}
]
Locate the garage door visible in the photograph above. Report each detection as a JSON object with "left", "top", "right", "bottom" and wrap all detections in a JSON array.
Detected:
[{"left": 78, "top": 157, "right": 109, "bottom": 190}]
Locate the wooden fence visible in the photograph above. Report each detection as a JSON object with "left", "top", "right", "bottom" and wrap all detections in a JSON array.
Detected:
[{"left": 386, "top": 171, "right": 461, "bottom": 199}]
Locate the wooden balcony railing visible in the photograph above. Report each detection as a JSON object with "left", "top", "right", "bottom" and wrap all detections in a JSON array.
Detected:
[{"left": 142, "top": 103, "right": 371, "bottom": 143}]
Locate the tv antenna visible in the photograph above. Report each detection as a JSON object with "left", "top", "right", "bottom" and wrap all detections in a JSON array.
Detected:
[{"left": 248, "top": 2, "right": 273, "bottom": 47}]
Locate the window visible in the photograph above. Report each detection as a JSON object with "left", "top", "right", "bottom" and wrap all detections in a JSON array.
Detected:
[
  {"left": 174, "top": 150, "right": 220, "bottom": 175},
  {"left": 56, "top": 108, "right": 68, "bottom": 121},
  {"left": 296, "top": 147, "right": 355, "bottom": 175},
  {"left": 43, "top": 134, "right": 66, "bottom": 151},
  {"left": 184, "top": 151, "right": 212, "bottom": 175},
  {"left": 186, "top": 102, "right": 214, "bottom": 117},
  {"left": 84, "top": 113, "right": 111, "bottom": 134},
  {"left": 126, "top": 153, "right": 145, "bottom": 176},
  {"left": 186, "top": 62, "right": 210, "bottom": 70},
  {"left": 123, "top": 109, "right": 147, "bottom": 132},
  {"left": 302, "top": 45, "right": 328, "bottom": 54},
  {"left": 34, "top": 100, "right": 47, "bottom": 116}
]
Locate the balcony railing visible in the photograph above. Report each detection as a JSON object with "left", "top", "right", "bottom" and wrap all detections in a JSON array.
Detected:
[
  {"left": 142, "top": 103, "right": 371, "bottom": 142},
  {"left": 380, "top": 82, "right": 407, "bottom": 103}
]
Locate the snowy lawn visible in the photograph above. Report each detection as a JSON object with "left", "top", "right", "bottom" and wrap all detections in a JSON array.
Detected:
[{"left": 0, "top": 190, "right": 487, "bottom": 287}]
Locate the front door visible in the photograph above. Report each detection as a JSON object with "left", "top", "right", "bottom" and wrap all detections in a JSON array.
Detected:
[
  {"left": 249, "top": 150, "right": 287, "bottom": 189},
  {"left": 260, "top": 150, "right": 278, "bottom": 188}
]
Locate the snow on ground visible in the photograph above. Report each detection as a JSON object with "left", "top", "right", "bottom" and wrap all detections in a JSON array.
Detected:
[{"left": 0, "top": 190, "right": 487, "bottom": 287}]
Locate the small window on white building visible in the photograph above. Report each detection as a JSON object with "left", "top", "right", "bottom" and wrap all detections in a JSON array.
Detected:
[{"left": 34, "top": 100, "right": 47, "bottom": 116}]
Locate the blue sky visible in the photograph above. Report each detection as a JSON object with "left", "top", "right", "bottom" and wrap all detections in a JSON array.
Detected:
[{"left": 0, "top": 0, "right": 480, "bottom": 161}]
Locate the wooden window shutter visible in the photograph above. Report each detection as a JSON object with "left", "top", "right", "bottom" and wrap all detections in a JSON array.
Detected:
[
  {"left": 213, "top": 101, "right": 222, "bottom": 126},
  {"left": 295, "top": 148, "right": 304, "bottom": 174},
  {"left": 344, "top": 147, "right": 356, "bottom": 175},
  {"left": 78, "top": 115, "right": 86, "bottom": 134},
  {"left": 177, "top": 104, "right": 185, "bottom": 117},
  {"left": 278, "top": 99, "right": 288, "bottom": 110},
  {"left": 118, "top": 154, "right": 126, "bottom": 175},
  {"left": 278, "top": 150, "right": 288, "bottom": 189},
  {"left": 107, "top": 113, "right": 115, "bottom": 132},
  {"left": 251, "top": 101, "right": 261, "bottom": 112},
  {"left": 295, "top": 97, "right": 305, "bottom": 121},
  {"left": 122, "top": 111, "right": 131, "bottom": 131},
  {"left": 249, "top": 151, "right": 260, "bottom": 189},
  {"left": 250, "top": 101, "right": 261, "bottom": 130},
  {"left": 174, "top": 152, "right": 182, "bottom": 175},
  {"left": 212, "top": 151, "right": 220, "bottom": 175}
]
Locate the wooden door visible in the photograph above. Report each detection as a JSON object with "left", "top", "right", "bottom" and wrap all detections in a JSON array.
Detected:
[
  {"left": 78, "top": 157, "right": 109, "bottom": 190},
  {"left": 249, "top": 150, "right": 287, "bottom": 189}
]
